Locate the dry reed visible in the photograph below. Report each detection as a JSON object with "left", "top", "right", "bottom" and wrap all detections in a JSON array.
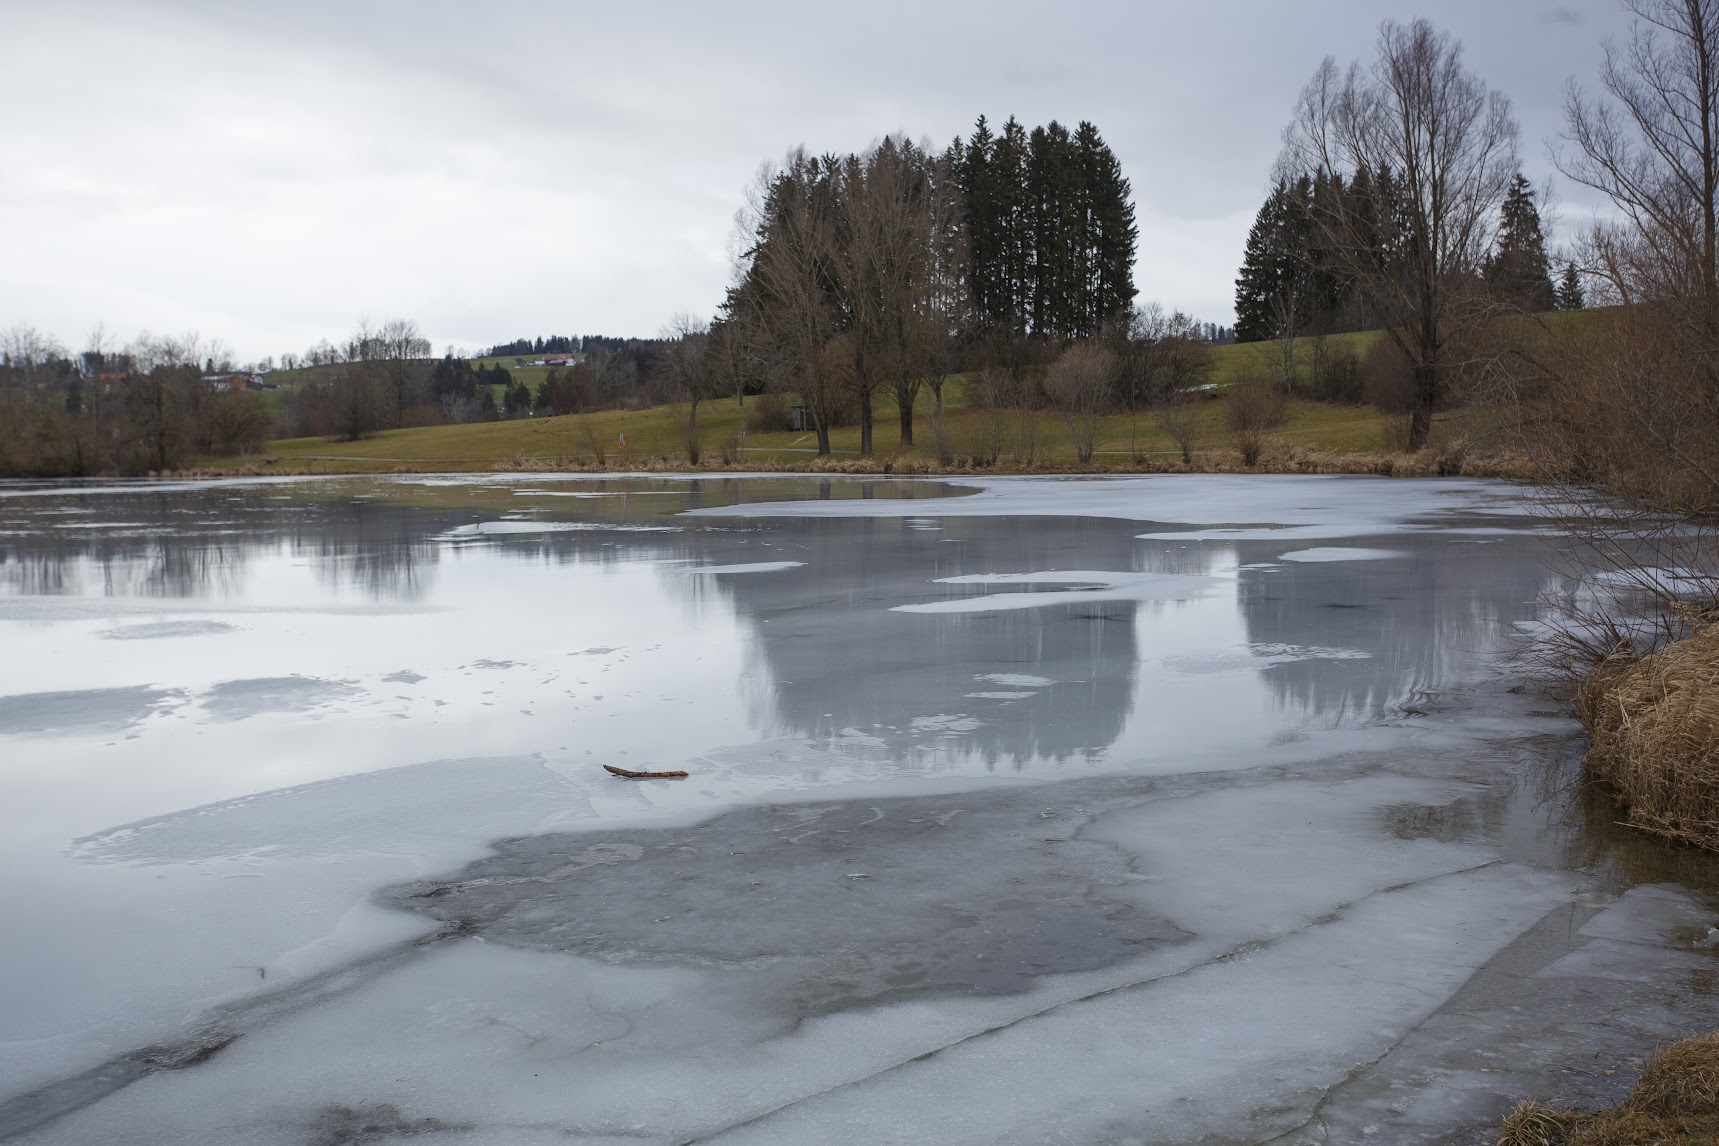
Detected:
[
  {"left": 1498, "top": 1032, "right": 1719, "bottom": 1144},
  {"left": 1577, "top": 626, "right": 1719, "bottom": 851}
]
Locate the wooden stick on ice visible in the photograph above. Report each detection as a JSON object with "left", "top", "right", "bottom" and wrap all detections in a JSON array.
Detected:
[{"left": 603, "top": 764, "right": 689, "bottom": 779}]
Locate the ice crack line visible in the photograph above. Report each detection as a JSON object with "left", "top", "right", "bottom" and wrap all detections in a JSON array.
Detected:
[
  {"left": 679, "top": 859, "right": 1507, "bottom": 1144},
  {"left": 0, "top": 923, "right": 466, "bottom": 1141}
]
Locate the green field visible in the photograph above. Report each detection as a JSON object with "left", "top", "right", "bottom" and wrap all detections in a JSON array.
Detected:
[{"left": 209, "top": 325, "right": 1571, "bottom": 475}]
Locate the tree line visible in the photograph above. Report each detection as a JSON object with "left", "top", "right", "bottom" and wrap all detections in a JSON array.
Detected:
[
  {"left": 0, "top": 329, "right": 272, "bottom": 475},
  {"left": 1235, "top": 169, "right": 1585, "bottom": 348},
  {"left": 672, "top": 117, "right": 1173, "bottom": 459}
]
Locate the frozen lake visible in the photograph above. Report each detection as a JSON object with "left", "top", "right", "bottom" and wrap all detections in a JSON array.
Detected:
[{"left": 2, "top": 472, "right": 1717, "bottom": 1145}]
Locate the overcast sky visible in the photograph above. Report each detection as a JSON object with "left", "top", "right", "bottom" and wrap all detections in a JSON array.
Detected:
[{"left": 1, "top": 1, "right": 1635, "bottom": 362}]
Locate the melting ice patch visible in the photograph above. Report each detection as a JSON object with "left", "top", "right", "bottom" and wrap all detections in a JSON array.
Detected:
[
  {"left": 975, "top": 673, "right": 1055, "bottom": 688},
  {"left": 683, "top": 473, "right": 1532, "bottom": 540},
  {"left": 1277, "top": 547, "right": 1408, "bottom": 563},
  {"left": 893, "top": 570, "right": 1215, "bottom": 614},
  {"left": 442, "top": 521, "right": 679, "bottom": 537},
  {"left": 70, "top": 755, "right": 596, "bottom": 865},
  {"left": 1159, "top": 644, "right": 1372, "bottom": 675},
  {"left": 98, "top": 620, "right": 238, "bottom": 640},
  {"left": 199, "top": 676, "right": 361, "bottom": 722},
  {"left": 680, "top": 561, "right": 805, "bottom": 575},
  {"left": 0, "top": 686, "right": 183, "bottom": 736},
  {"left": 910, "top": 713, "right": 982, "bottom": 733}
]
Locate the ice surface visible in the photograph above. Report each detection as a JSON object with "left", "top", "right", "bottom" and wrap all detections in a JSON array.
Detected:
[
  {"left": 679, "top": 561, "right": 805, "bottom": 574},
  {"left": 14, "top": 770, "right": 1571, "bottom": 1146},
  {"left": 892, "top": 569, "right": 1217, "bottom": 613},
  {"left": 444, "top": 520, "right": 680, "bottom": 535},
  {"left": 0, "top": 472, "right": 1701, "bottom": 1145},
  {"left": 1278, "top": 546, "right": 1409, "bottom": 562},
  {"left": 198, "top": 676, "right": 362, "bottom": 722},
  {"left": 0, "top": 686, "right": 182, "bottom": 735},
  {"left": 686, "top": 473, "right": 1533, "bottom": 538},
  {"left": 97, "top": 621, "right": 238, "bottom": 640}
]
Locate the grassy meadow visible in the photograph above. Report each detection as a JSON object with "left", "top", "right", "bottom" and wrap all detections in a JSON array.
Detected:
[{"left": 205, "top": 327, "right": 1564, "bottom": 476}]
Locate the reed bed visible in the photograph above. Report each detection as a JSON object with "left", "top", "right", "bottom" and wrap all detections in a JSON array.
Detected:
[
  {"left": 1577, "top": 626, "right": 1719, "bottom": 851},
  {"left": 1499, "top": 1032, "right": 1719, "bottom": 1144}
]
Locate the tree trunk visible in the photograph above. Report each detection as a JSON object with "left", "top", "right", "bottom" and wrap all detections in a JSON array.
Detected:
[
  {"left": 898, "top": 387, "right": 914, "bottom": 446},
  {"left": 858, "top": 388, "right": 873, "bottom": 455},
  {"left": 1408, "top": 361, "right": 1436, "bottom": 452}
]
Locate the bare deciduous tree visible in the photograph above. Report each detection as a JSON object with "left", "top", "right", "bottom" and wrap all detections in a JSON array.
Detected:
[
  {"left": 1283, "top": 19, "right": 1519, "bottom": 450},
  {"left": 737, "top": 151, "right": 847, "bottom": 456},
  {"left": 1046, "top": 343, "right": 1116, "bottom": 464},
  {"left": 1157, "top": 395, "right": 1203, "bottom": 465},
  {"left": 659, "top": 313, "right": 712, "bottom": 463},
  {"left": 1562, "top": 0, "right": 1719, "bottom": 310}
]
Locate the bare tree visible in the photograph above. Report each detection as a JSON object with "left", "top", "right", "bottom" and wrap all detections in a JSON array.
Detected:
[
  {"left": 324, "top": 365, "right": 387, "bottom": 443},
  {"left": 660, "top": 313, "right": 712, "bottom": 463},
  {"left": 349, "top": 318, "right": 431, "bottom": 427},
  {"left": 830, "top": 137, "right": 947, "bottom": 452},
  {"left": 1283, "top": 19, "right": 1519, "bottom": 450},
  {"left": 737, "top": 151, "right": 845, "bottom": 455},
  {"left": 1046, "top": 343, "right": 1116, "bottom": 464},
  {"left": 1562, "top": 0, "right": 1719, "bottom": 310},
  {"left": 1157, "top": 398, "right": 1201, "bottom": 465}
]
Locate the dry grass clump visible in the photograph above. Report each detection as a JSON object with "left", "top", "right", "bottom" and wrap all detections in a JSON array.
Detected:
[
  {"left": 1499, "top": 1033, "right": 1719, "bottom": 1144},
  {"left": 1577, "top": 626, "right": 1719, "bottom": 850}
]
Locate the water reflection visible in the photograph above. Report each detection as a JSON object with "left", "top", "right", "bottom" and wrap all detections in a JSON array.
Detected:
[
  {"left": 707, "top": 515, "right": 1154, "bottom": 765},
  {"left": 1237, "top": 539, "right": 1550, "bottom": 723},
  {"left": 0, "top": 477, "right": 1563, "bottom": 769}
]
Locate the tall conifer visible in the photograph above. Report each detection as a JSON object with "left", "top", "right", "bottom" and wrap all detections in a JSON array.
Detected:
[{"left": 1486, "top": 174, "right": 1556, "bottom": 312}]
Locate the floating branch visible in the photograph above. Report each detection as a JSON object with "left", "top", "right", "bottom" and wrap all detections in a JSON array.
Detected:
[{"left": 602, "top": 764, "right": 689, "bottom": 780}]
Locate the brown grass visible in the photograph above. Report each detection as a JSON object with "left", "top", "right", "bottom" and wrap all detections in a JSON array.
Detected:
[
  {"left": 1577, "top": 626, "right": 1719, "bottom": 851},
  {"left": 1498, "top": 1032, "right": 1719, "bottom": 1144},
  {"left": 186, "top": 444, "right": 1541, "bottom": 482}
]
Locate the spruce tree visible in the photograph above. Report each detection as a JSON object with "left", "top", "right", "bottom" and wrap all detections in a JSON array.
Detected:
[
  {"left": 955, "top": 115, "right": 1135, "bottom": 342},
  {"left": 1076, "top": 120, "right": 1138, "bottom": 337},
  {"left": 1486, "top": 174, "right": 1556, "bottom": 312},
  {"left": 995, "top": 117, "right": 1031, "bottom": 337},
  {"left": 1556, "top": 261, "right": 1586, "bottom": 310},
  {"left": 1235, "top": 183, "right": 1288, "bottom": 342},
  {"left": 1232, "top": 177, "right": 1328, "bottom": 342}
]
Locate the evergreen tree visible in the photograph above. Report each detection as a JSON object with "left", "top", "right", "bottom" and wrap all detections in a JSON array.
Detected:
[
  {"left": 535, "top": 369, "right": 560, "bottom": 412},
  {"left": 1485, "top": 174, "right": 1556, "bottom": 312},
  {"left": 1556, "top": 261, "right": 1586, "bottom": 310},
  {"left": 505, "top": 379, "right": 531, "bottom": 416},
  {"left": 1075, "top": 120, "right": 1138, "bottom": 337},
  {"left": 1235, "top": 183, "right": 1288, "bottom": 342},
  {"left": 1233, "top": 176, "right": 1333, "bottom": 342},
  {"left": 954, "top": 116, "right": 1136, "bottom": 341}
]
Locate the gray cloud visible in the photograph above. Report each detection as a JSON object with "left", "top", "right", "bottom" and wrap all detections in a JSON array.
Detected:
[{"left": 0, "top": 0, "right": 1631, "bottom": 359}]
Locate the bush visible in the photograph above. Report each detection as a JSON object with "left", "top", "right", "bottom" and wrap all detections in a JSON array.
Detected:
[
  {"left": 1224, "top": 381, "right": 1288, "bottom": 432},
  {"left": 1360, "top": 338, "right": 1415, "bottom": 413},
  {"left": 1309, "top": 343, "right": 1364, "bottom": 404},
  {"left": 744, "top": 391, "right": 795, "bottom": 434}
]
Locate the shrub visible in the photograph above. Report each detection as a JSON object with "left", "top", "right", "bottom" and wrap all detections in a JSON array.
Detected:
[
  {"left": 1360, "top": 338, "right": 1415, "bottom": 413},
  {"left": 1224, "top": 381, "right": 1288, "bottom": 432},
  {"left": 1309, "top": 343, "right": 1364, "bottom": 404},
  {"left": 744, "top": 391, "right": 794, "bottom": 434}
]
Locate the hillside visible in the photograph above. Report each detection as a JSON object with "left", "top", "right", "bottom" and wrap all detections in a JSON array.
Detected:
[{"left": 200, "top": 322, "right": 1593, "bottom": 475}]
